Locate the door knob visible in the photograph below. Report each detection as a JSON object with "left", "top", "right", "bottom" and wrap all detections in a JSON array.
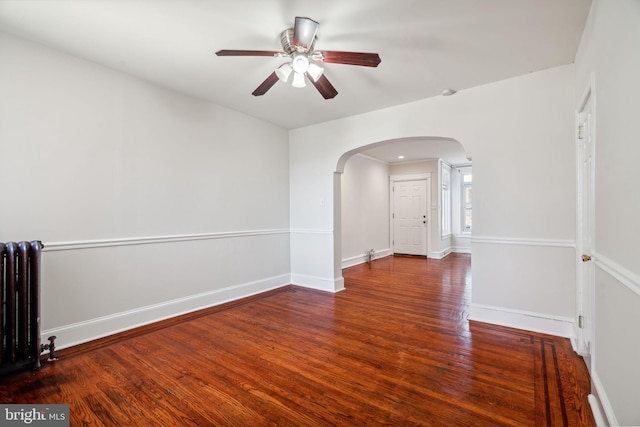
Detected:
[{"left": 582, "top": 254, "right": 592, "bottom": 262}]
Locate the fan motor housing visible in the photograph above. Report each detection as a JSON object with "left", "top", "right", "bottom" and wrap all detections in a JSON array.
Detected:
[
  {"left": 280, "top": 27, "right": 316, "bottom": 54},
  {"left": 280, "top": 28, "right": 295, "bottom": 54}
]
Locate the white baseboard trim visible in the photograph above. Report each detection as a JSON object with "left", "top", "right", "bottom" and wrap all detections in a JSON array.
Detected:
[
  {"left": 452, "top": 247, "right": 471, "bottom": 254},
  {"left": 290, "top": 273, "right": 345, "bottom": 293},
  {"left": 588, "top": 394, "right": 608, "bottom": 427},
  {"left": 429, "top": 248, "right": 452, "bottom": 259},
  {"left": 468, "top": 303, "right": 575, "bottom": 339},
  {"left": 590, "top": 370, "right": 617, "bottom": 427},
  {"left": 342, "top": 249, "right": 391, "bottom": 269},
  {"left": 41, "top": 274, "right": 291, "bottom": 351}
]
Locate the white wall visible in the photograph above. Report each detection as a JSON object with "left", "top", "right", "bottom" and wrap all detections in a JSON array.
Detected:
[
  {"left": 341, "top": 154, "right": 390, "bottom": 267},
  {"left": 574, "top": 1, "right": 640, "bottom": 425},
  {"left": 388, "top": 160, "right": 437, "bottom": 176},
  {"left": 0, "top": 32, "right": 291, "bottom": 348},
  {"left": 291, "top": 64, "right": 577, "bottom": 336}
]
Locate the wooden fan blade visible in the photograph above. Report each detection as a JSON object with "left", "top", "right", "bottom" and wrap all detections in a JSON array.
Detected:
[
  {"left": 307, "top": 74, "right": 338, "bottom": 99},
  {"left": 216, "top": 50, "right": 282, "bottom": 57},
  {"left": 252, "top": 72, "right": 280, "bottom": 96},
  {"left": 293, "top": 17, "right": 319, "bottom": 52},
  {"left": 316, "top": 51, "right": 381, "bottom": 67}
]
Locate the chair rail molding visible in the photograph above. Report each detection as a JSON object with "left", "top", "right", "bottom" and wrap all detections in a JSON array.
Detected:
[
  {"left": 471, "top": 236, "right": 575, "bottom": 248},
  {"left": 44, "top": 229, "right": 290, "bottom": 251},
  {"left": 594, "top": 251, "right": 640, "bottom": 296}
]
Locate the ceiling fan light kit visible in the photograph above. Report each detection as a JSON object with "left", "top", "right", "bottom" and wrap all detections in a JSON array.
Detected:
[
  {"left": 306, "top": 62, "right": 324, "bottom": 82},
  {"left": 216, "top": 17, "right": 381, "bottom": 99},
  {"left": 291, "top": 71, "right": 306, "bottom": 88},
  {"left": 275, "top": 63, "right": 293, "bottom": 82}
]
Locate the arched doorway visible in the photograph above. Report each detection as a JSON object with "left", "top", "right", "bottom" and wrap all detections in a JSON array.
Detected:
[{"left": 333, "top": 136, "right": 470, "bottom": 282}]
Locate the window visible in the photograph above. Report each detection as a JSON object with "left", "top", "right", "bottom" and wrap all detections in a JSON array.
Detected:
[
  {"left": 461, "top": 171, "right": 472, "bottom": 232},
  {"left": 441, "top": 162, "right": 451, "bottom": 237}
]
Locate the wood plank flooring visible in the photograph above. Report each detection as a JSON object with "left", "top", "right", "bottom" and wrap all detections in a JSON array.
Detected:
[{"left": 0, "top": 254, "right": 595, "bottom": 426}]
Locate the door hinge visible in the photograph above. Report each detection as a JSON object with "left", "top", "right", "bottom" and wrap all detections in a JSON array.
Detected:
[
  {"left": 577, "top": 124, "right": 584, "bottom": 140},
  {"left": 578, "top": 315, "right": 584, "bottom": 329}
]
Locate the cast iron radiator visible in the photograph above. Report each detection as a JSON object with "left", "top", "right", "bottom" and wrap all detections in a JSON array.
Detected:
[{"left": 0, "top": 241, "right": 48, "bottom": 375}]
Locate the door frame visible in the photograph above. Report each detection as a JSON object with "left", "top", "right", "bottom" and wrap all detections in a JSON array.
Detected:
[
  {"left": 389, "top": 173, "right": 431, "bottom": 257},
  {"left": 575, "top": 74, "right": 596, "bottom": 370}
]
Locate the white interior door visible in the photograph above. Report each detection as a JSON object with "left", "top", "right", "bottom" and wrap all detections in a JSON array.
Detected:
[
  {"left": 577, "top": 86, "right": 595, "bottom": 373},
  {"left": 393, "top": 180, "right": 427, "bottom": 256}
]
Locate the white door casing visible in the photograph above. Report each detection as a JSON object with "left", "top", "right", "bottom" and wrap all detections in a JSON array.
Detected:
[{"left": 390, "top": 175, "right": 431, "bottom": 256}]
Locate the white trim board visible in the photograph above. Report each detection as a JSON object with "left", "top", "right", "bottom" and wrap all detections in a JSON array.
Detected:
[
  {"left": 42, "top": 273, "right": 291, "bottom": 351},
  {"left": 594, "top": 252, "right": 640, "bottom": 297},
  {"left": 468, "top": 303, "right": 575, "bottom": 342},
  {"left": 342, "top": 249, "right": 391, "bottom": 269},
  {"left": 355, "top": 152, "right": 390, "bottom": 166},
  {"left": 590, "top": 370, "right": 618, "bottom": 427},
  {"left": 471, "top": 236, "right": 575, "bottom": 248},
  {"left": 429, "top": 249, "right": 452, "bottom": 259},
  {"left": 290, "top": 273, "right": 345, "bottom": 293},
  {"left": 452, "top": 247, "right": 471, "bottom": 254},
  {"left": 44, "top": 229, "right": 290, "bottom": 251},
  {"left": 289, "top": 229, "right": 333, "bottom": 235},
  {"left": 389, "top": 172, "right": 432, "bottom": 182}
]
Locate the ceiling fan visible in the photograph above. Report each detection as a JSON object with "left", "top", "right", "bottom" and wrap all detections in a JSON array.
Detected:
[{"left": 216, "top": 17, "right": 381, "bottom": 99}]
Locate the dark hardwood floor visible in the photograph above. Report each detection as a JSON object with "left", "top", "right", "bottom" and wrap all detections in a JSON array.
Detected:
[{"left": 0, "top": 254, "right": 594, "bottom": 426}]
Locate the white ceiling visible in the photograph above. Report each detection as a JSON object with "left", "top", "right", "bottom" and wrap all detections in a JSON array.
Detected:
[
  {"left": 0, "top": 0, "right": 591, "bottom": 163},
  {"left": 360, "top": 137, "right": 469, "bottom": 166}
]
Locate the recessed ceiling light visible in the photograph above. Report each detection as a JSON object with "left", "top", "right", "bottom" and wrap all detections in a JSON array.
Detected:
[
  {"left": 398, "top": 155, "right": 405, "bottom": 159},
  {"left": 442, "top": 88, "right": 457, "bottom": 96}
]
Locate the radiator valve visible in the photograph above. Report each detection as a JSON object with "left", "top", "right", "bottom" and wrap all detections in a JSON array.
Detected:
[
  {"left": 366, "top": 248, "right": 375, "bottom": 263},
  {"left": 41, "top": 335, "right": 58, "bottom": 361}
]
